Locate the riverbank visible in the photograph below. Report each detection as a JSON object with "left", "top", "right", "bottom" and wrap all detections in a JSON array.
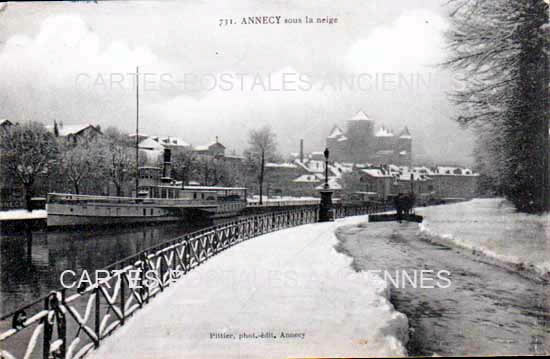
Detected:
[
  {"left": 89, "top": 216, "right": 409, "bottom": 359},
  {"left": 335, "top": 220, "right": 549, "bottom": 356},
  {"left": 415, "top": 199, "right": 550, "bottom": 282},
  {"left": 0, "top": 209, "right": 47, "bottom": 232}
]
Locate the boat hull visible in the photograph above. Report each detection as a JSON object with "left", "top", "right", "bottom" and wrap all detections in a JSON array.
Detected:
[
  {"left": 46, "top": 202, "right": 185, "bottom": 228},
  {"left": 47, "top": 213, "right": 183, "bottom": 228}
]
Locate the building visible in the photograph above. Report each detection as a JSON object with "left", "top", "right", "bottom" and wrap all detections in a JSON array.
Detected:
[
  {"left": 138, "top": 137, "right": 165, "bottom": 164},
  {"left": 264, "top": 162, "right": 310, "bottom": 196},
  {"left": 429, "top": 166, "right": 479, "bottom": 200},
  {"left": 0, "top": 119, "right": 14, "bottom": 131},
  {"left": 326, "top": 111, "right": 412, "bottom": 166},
  {"left": 359, "top": 168, "right": 394, "bottom": 201},
  {"left": 193, "top": 137, "right": 226, "bottom": 158},
  {"left": 353, "top": 164, "right": 478, "bottom": 203},
  {"left": 46, "top": 123, "right": 102, "bottom": 144}
]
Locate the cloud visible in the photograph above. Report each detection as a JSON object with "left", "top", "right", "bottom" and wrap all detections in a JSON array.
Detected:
[
  {"left": 0, "top": 6, "right": 473, "bottom": 165},
  {"left": 0, "top": 15, "right": 168, "bottom": 91},
  {"left": 347, "top": 10, "right": 449, "bottom": 73}
]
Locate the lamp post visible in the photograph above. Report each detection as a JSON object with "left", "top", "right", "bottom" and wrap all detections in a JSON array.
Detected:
[
  {"left": 324, "top": 147, "right": 329, "bottom": 189},
  {"left": 318, "top": 147, "right": 334, "bottom": 222},
  {"left": 181, "top": 164, "right": 186, "bottom": 190}
]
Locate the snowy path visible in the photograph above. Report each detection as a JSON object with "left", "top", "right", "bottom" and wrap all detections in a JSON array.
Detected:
[
  {"left": 89, "top": 216, "right": 408, "bottom": 359},
  {"left": 337, "top": 221, "right": 549, "bottom": 356}
]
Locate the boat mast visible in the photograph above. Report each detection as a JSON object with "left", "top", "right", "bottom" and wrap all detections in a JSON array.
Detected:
[{"left": 135, "top": 66, "right": 139, "bottom": 198}]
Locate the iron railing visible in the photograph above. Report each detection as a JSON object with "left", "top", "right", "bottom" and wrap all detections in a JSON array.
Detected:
[{"left": 0, "top": 203, "right": 391, "bottom": 359}]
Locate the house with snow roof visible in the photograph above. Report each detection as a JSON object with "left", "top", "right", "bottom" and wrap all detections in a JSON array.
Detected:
[
  {"left": 46, "top": 122, "right": 102, "bottom": 144},
  {"left": 0, "top": 119, "right": 13, "bottom": 131}
]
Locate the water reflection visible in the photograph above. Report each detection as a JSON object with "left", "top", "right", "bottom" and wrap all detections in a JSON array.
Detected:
[{"left": 0, "top": 222, "right": 203, "bottom": 315}]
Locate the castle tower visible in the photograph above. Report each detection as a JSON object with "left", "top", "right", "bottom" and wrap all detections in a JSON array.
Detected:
[
  {"left": 326, "top": 125, "right": 347, "bottom": 162},
  {"left": 397, "top": 126, "right": 412, "bottom": 166},
  {"left": 346, "top": 111, "right": 374, "bottom": 163}
]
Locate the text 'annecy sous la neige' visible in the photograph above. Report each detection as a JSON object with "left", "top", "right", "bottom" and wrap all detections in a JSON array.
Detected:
[{"left": 219, "top": 15, "right": 339, "bottom": 27}]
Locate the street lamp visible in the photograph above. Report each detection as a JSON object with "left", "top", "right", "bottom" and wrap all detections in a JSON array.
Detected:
[
  {"left": 319, "top": 147, "right": 333, "bottom": 222},
  {"left": 324, "top": 148, "right": 330, "bottom": 189}
]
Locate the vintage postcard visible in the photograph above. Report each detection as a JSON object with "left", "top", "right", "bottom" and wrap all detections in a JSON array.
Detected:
[{"left": 0, "top": 0, "right": 548, "bottom": 358}]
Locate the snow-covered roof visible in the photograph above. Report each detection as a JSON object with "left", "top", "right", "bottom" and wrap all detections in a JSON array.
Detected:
[
  {"left": 337, "top": 136, "right": 348, "bottom": 142},
  {"left": 265, "top": 162, "right": 298, "bottom": 169},
  {"left": 328, "top": 165, "right": 342, "bottom": 177},
  {"left": 315, "top": 178, "right": 342, "bottom": 190},
  {"left": 351, "top": 110, "right": 372, "bottom": 121},
  {"left": 159, "top": 136, "right": 190, "bottom": 147},
  {"left": 399, "top": 126, "right": 412, "bottom": 139},
  {"left": 327, "top": 126, "right": 344, "bottom": 139},
  {"left": 305, "top": 160, "right": 325, "bottom": 173},
  {"left": 139, "top": 137, "right": 165, "bottom": 150},
  {"left": 375, "top": 127, "right": 394, "bottom": 137},
  {"left": 0, "top": 119, "right": 13, "bottom": 126},
  {"left": 388, "top": 164, "right": 400, "bottom": 172},
  {"left": 293, "top": 174, "right": 320, "bottom": 183},
  {"left": 399, "top": 151, "right": 407, "bottom": 155},
  {"left": 433, "top": 166, "right": 478, "bottom": 176},
  {"left": 411, "top": 166, "right": 433, "bottom": 175},
  {"left": 46, "top": 123, "right": 99, "bottom": 137},
  {"left": 396, "top": 171, "right": 429, "bottom": 181},
  {"left": 362, "top": 169, "right": 393, "bottom": 178}
]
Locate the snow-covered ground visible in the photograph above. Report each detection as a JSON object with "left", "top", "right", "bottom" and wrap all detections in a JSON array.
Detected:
[
  {"left": 89, "top": 216, "right": 408, "bottom": 359},
  {"left": 0, "top": 209, "right": 46, "bottom": 220},
  {"left": 416, "top": 198, "right": 550, "bottom": 278}
]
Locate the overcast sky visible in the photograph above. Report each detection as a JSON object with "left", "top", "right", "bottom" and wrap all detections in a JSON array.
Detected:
[{"left": 0, "top": 0, "right": 475, "bottom": 165}]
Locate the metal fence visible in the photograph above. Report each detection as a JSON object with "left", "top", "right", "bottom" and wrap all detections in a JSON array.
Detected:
[{"left": 0, "top": 203, "right": 390, "bottom": 359}]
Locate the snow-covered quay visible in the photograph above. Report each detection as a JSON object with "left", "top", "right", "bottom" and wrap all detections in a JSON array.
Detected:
[
  {"left": 89, "top": 216, "right": 408, "bottom": 359},
  {"left": 0, "top": 209, "right": 46, "bottom": 221},
  {"left": 417, "top": 198, "right": 550, "bottom": 279}
]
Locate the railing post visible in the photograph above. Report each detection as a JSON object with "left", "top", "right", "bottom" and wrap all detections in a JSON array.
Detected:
[
  {"left": 58, "top": 289, "right": 67, "bottom": 358},
  {"left": 172, "top": 244, "right": 178, "bottom": 272},
  {"left": 120, "top": 271, "right": 126, "bottom": 325},
  {"left": 159, "top": 254, "right": 165, "bottom": 292},
  {"left": 95, "top": 286, "right": 101, "bottom": 347},
  {"left": 43, "top": 295, "right": 52, "bottom": 359},
  {"left": 140, "top": 252, "right": 148, "bottom": 305}
]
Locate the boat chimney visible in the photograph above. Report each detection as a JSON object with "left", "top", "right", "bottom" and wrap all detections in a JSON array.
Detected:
[{"left": 162, "top": 148, "right": 172, "bottom": 183}]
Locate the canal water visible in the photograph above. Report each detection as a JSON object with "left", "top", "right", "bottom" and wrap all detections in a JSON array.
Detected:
[
  {"left": 336, "top": 221, "right": 549, "bottom": 356},
  {"left": 0, "top": 222, "right": 206, "bottom": 315}
]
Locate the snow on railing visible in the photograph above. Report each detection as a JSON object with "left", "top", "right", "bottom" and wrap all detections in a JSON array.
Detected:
[{"left": 0, "top": 203, "right": 390, "bottom": 359}]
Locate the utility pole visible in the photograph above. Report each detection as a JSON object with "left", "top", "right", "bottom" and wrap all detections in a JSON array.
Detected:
[{"left": 135, "top": 66, "right": 139, "bottom": 198}]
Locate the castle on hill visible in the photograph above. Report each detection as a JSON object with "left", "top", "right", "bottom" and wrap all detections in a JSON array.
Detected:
[{"left": 326, "top": 111, "right": 412, "bottom": 166}]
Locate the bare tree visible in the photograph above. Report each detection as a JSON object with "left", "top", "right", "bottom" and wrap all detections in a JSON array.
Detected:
[
  {"left": 102, "top": 127, "right": 136, "bottom": 196},
  {"left": 58, "top": 139, "right": 105, "bottom": 194},
  {"left": 445, "top": 0, "right": 549, "bottom": 213},
  {"left": 0, "top": 121, "right": 58, "bottom": 210},
  {"left": 245, "top": 126, "right": 278, "bottom": 204},
  {"left": 172, "top": 149, "right": 199, "bottom": 185}
]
